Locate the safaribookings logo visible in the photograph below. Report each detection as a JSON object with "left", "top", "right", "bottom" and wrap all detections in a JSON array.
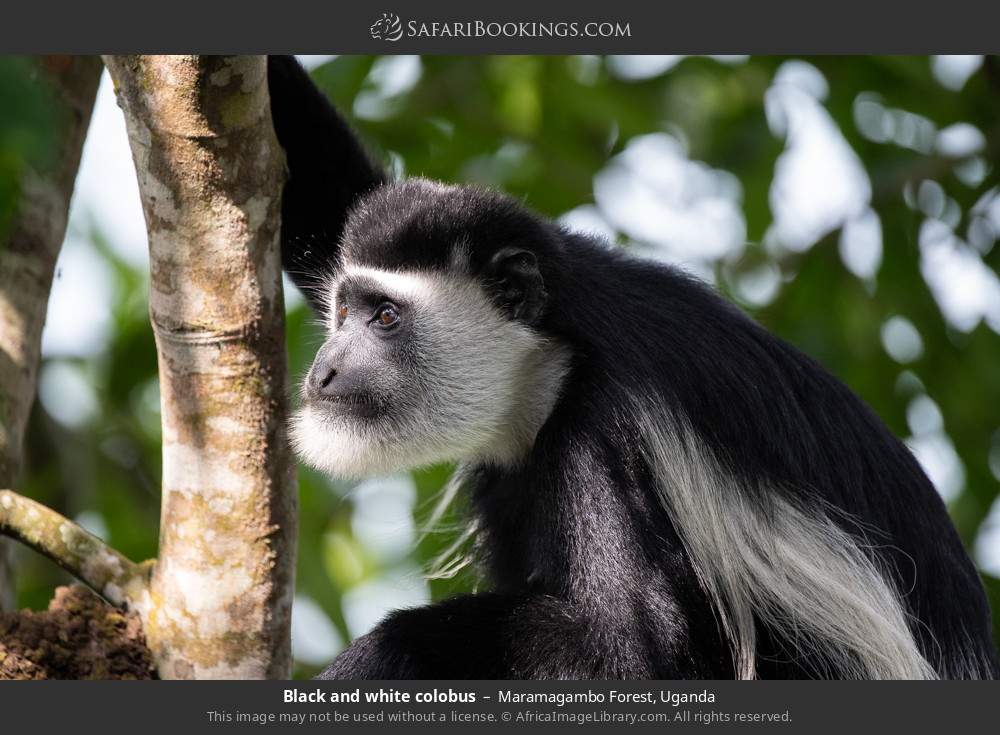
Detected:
[
  {"left": 369, "top": 14, "right": 631, "bottom": 41},
  {"left": 370, "top": 13, "right": 404, "bottom": 41}
]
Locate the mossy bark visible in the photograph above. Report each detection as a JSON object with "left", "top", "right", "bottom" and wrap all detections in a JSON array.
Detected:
[
  {"left": 103, "top": 55, "right": 296, "bottom": 679},
  {"left": 0, "top": 56, "right": 103, "bottom": 611}
]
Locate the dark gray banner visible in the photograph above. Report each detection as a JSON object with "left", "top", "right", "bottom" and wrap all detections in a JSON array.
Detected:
[
  {"left": 0, "top": 680, "right": 997, "bottom": 733},
  {"left": 1, "top": 0, "right": 999, "bottom": 53}
]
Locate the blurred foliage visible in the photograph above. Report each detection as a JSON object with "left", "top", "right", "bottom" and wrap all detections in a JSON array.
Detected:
[
  {"left": 3, "top": 56, "right": 999, "bottom": 677},
  {"left": 0, "top": 57, "right": 59, "bottom": 238}
]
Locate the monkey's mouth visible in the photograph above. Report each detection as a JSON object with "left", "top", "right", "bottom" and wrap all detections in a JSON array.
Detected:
[{"left": 311, "top": 391, "right": 386, "bottom": 419}]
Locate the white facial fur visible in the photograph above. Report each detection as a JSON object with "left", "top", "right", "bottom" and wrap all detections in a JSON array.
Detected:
[{"left": 291, "top": 264, "right": 571, "bottom": 479}]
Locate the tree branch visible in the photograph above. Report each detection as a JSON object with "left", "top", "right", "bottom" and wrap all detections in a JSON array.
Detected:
[{"left": 0, "top": 489, "right": 149, "bottom": 609}]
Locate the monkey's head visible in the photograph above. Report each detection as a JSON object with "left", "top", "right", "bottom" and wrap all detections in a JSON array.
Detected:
[{"left": 290, "top": 179, "right": 572, "bottom": 479}]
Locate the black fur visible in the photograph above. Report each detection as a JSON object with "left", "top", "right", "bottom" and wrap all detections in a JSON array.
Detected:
[
  {"left": 267, "top": 56, "right": 999, "bottom": 680},
  {"left": 268, "top": 55, "right": 385, "bottom": 310}
]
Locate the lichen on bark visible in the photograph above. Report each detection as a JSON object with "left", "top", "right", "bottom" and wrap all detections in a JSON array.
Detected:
[
  {"left": 103, "top": 55, "right": 296, "bottom": 679},
  {"left": 0, "top": 489, "right": 150, "bottom": 607}
]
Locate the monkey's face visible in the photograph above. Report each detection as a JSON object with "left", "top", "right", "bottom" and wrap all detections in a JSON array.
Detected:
[{"left": 291, "top": 263, "right": 566, "bottom": 479}]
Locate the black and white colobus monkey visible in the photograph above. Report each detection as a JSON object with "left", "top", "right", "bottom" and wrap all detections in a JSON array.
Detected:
[{"left": 266, "top": 56, "right": 999, "bottom": 680}]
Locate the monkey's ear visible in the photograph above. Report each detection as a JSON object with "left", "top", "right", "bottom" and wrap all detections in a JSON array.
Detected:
[{"left": 487, "top": 247, "right": 547, "bottom": 324}]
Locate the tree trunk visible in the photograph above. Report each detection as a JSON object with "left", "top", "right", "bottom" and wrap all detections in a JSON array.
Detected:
[
  {"left": 102, "top": 55, "right": 296, "bottom": 679},
  {"left": 0, "top": 56, "right": 102, "bottom": 611}
]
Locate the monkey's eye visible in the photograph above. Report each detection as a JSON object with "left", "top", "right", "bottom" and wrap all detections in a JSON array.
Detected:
[
  {"left": 373, "top": 303, "right": 400, "bottom": 329},
  {"left": 336, "top": 303, "right": 349, "bottom": 324}
]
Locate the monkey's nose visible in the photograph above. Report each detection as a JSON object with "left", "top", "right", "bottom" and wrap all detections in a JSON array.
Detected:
[{"left": 306, "top": 360, "right": 338, "bottom": 400}]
